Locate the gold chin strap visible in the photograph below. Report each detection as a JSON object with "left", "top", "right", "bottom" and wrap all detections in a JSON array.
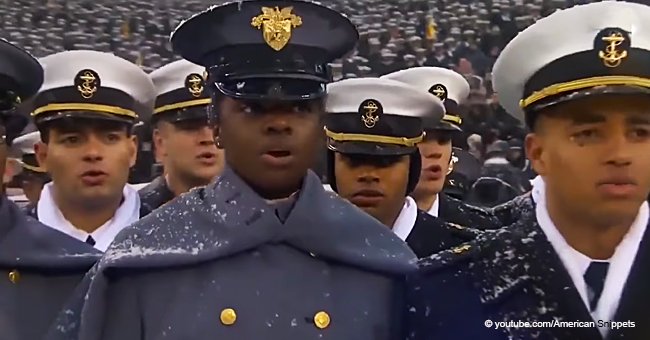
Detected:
[
  {"left": 324, "top": 127, "right": 424, "bottom": 147},
  {"left": 447, "top": 153, "right": 458, "bottom": 175}
]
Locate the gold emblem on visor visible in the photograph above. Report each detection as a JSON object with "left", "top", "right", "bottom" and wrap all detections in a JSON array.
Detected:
[
  {"left": 596, "top": 28, "right": 630, "bottom": 68},
  {"left": 359, "top": 99, "right": 381, "bottom": 129},
  {"left": 185, "top": 73, "right": 204, "bottom": 98},
  {"left": 429, "top": 84, "right": 448, "bottom": 100},
  {"left": 251, "top": 6, "right": 303, "bottom": 51},
  {"left": 75, "top": 69, "right": 100, "bottom": 99}
]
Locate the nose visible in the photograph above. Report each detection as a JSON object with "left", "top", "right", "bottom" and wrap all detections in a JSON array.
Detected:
[
  {"left": 197, "top": 126, "right": 216, "bottom": 146},
  {"left": 356, "top": 167, "right": 380, "bottom": 184},
  {"left": 263, "top": 111, "right": 293, "bottom": 135},
  {"left": 419, "top": 145, "right": 442, "bottom": 159},
  {"left": 604, "top": 132, "right": 632, "bottom": 167},
  {"left": 81, "top": 135, "right": 104, "bottom": 162}
]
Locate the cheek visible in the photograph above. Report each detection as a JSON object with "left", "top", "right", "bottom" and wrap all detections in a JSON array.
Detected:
[
  {"left": 381, "top": 162, "right": 411, "bottom": 194},
  {"left": 333, "top": 159, "right": 354, "bottom": 188}
]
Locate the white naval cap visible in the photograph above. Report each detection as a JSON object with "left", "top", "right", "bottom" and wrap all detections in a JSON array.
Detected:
[
  {"left": 9, "top": 131, "right": 45, "bottom": 173},
  {"left": 324, "top": 77, "right": 444, "bottom": 155},
  {"left": 493, "top": 1, "right": 650, "bottom": 125},
  {"left": 382, "top": 67, "right": 469, "bottom": 131},
  {"left": 31, "top": 50, "right": 156, "bottom": 126},
  {"left": 149, "top": 59, "right": 211, "bottom": 121}
]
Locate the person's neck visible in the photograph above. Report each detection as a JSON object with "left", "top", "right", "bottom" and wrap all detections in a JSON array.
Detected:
[
  {"left": 379, "top": 199, "right": 406, "bottom": 229},
  {"left": 413, "top": 190, "right": 438, "bottom": 212},
  {"left": 165, "top": 172, "right": 207, "bottom": 197},
  {"left": 53, "top": 186, "right": 122, "bottom": 233},
  {"left": 545, "top": 193, "right": 636, "bottom": 260}
]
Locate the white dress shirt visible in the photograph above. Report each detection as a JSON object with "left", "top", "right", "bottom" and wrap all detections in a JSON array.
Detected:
[
  {"left": 392, "top": 196, "right": 419, "bottom": 241},
  {"left": 37, "top": 182, "right": 142, "bottom": 252},
  {"left": 534, "top": 177, "right": 648, "bottom": 336},
  {"left": 426, "top": 194, "right": 440, "bottom": 218}
]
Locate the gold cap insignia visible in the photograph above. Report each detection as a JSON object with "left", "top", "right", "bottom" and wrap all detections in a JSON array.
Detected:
[
  {"left": 359, "top": 99, "right": 381, "bottom": 129},
  {"left": 75, "top": 69, "right": 100, "bottom": 99},
  {"left": 428, "top": 83, "right": 447, "bottom": 100},
  {"left": 185, "top": 73, "right": 205, "bottom": 98},
  {"left": 595, "top": 27, "right": 630, "bottom": 68},
  {"left": 251, "top": 6, "right": 303, "bottom": 51}
]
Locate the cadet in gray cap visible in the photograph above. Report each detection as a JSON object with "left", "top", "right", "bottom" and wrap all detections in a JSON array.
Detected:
[
  {"left": 325, "top": 77, "right": 480, "bottom": 258},
  {"left": 48, "top": 2, "right": 416, "bottom": 339},
  {"left": 383, "top": 67, "right": 499, "bottom": 229},
  {"left": 0, "top": 40, "right": 99, "bottom": 340},
  {"left": 140, "top": 59, "right": 223, "bottom": 214},
  {"left": 407, "top": 2, "right": 650, "bottom": 339},
  {"left": 28, "top": 50, "right": 155, "bottom": 251}
]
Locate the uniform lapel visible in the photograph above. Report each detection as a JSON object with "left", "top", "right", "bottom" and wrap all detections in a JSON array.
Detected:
[
  {"left": 282, "top": 171, "right": 418, "bottom": 276},
  {"left": 473, "top": 196, "right": 601, "bottom": 340},
  {"left": 609, "top": 221, "right": 650, "bottom": 339}
]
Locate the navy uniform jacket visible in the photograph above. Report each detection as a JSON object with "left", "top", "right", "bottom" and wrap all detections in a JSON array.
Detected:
[
  {"left": 406, "top": 195, "right": 650, "bottom": 340},
  {"left": 48, "top": 167, "right": 417, "bottom": 340},
  {"left": 138, "top": 176, "right": 175, "bottom": 216},
  {"left": 438, "top": 193, "right": 501, "bottom": 230},
  {"left": 490, "top": 192, "right": 532, "bottom": 227},
  {"left": 406, "top": 209, "right": 482, "bottom": 258},
  {"left": 0, "top": 196, "right": 100, "bottom": 340}
]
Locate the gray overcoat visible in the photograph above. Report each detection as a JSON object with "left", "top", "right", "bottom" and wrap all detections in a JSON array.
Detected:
[
  {"left": 0, "top": 196, "right": 100, "bottom": 340},
  {"left": 48, "top": 167, "right": 417, "bottom": 340}
]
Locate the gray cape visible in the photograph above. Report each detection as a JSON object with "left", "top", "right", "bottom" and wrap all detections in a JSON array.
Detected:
[
  {"left": 49, "top": 167, "right": 417, "bottom": 340},
  {"left": 0, "top": 195, "right": 100, "bottom": 340}
]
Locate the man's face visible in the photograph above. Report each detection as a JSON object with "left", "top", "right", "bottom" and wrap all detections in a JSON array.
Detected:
[
  {"left": 413, "top": 130, "right": 453, "bottom": 197},
  {"left": 36, "top": 119, "right": 137, "bottom": 209},
  {"left": 334, "top": 152, "right": 410, "bottom": 226},
  {"left": 154, "top": 117, "right": 222, "bottom": 187},
  {"left": 527, "top": 94, "right": 650, "bottom": 225},
  {"left": 216, "top": 97, "right": 323, "bottom": 199}
]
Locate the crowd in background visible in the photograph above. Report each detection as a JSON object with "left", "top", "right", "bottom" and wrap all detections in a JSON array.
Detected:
[{"left": 0, "top": 0, "right": 616, "bottom": 169}]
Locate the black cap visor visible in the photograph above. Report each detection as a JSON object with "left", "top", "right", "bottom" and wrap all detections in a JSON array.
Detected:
[
  {"left": 35, "top": 111, "right": 135, "bottom": 126},
  {"left": 215, "top": 76, "right": 326, "bottom": 101},
  {"left": 528, "top": 84, "right": 650, "bottom": 113},
  {"left": 327, "top": 140, "right": 416, "bottom": 156}
]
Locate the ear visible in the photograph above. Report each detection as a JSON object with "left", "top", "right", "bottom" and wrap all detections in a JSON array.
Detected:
[
  {"left": 128, "top": 135, "right": 138, "bottom": 167},
  {"left": 3, "top": 158, "right": 19, "bottom": 183},
  {"left": 525, "top": 132, "right": 547, "bottom": 176},
  {"left": 34, "top": 142, "right": 48, "bottom": 172},
  {"left": 152, "top": 128, "right": 166, "bottom": 160}
]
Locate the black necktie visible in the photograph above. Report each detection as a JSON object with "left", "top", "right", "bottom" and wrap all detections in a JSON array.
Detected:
[
  {"left": 85, "top": 235, "right": 96, "bottom": 246},
  {"left": 584, "top": 261, "right": 609, "bottom": 311}
]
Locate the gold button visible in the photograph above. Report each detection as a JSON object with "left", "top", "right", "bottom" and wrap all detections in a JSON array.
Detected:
[
  {"left": 8, "top": 270, "right": 19, "bottom": 284},
  {"left": 313, "top": 311, "right": 330, "bottom": 329},
  {"left": 220, "top": 308, "right": 237, "bottom": 325}
]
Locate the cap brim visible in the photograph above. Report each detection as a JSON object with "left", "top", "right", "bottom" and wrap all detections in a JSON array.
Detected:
[
  {"left": 36, "top": 111, "right": 135, "bottom": 125},
  {"left": 529, "top": 85, "right": 650, "bottom": 113},
  {"left": 327, "top": 140, "right": 415, "bottom": 156},
  {"left": 425, "top": 121, "right": 462, "bottom": 132},
  {"left": 0, "top": 39, "right": 43, "bottom": 100},
  {"left": 154, "top": 106, "right": 210, "bottom": 123}
]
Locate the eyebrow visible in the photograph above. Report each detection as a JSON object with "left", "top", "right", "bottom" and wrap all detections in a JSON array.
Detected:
[
  {"left": 626, "top": 115, "right": 650, "bottom": 125},
  {"left": 567, "top": 113, "right": 606, "bottom": 125}
]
